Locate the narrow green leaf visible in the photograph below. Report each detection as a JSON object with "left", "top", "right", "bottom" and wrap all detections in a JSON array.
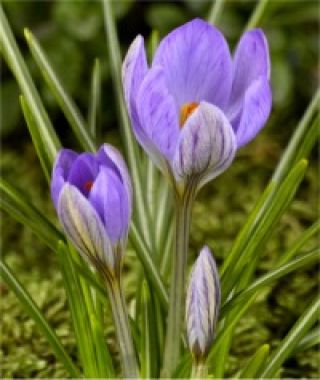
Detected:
[
  {"left": 0, "top": 178, "right": 63, "bottom": 250},
  {"left": 221, "top": 249, "right": 319, "bottom": 318},
  {"left": 0, "top": 5, "right": 60, "bottom": 161},
  {"left": 88, "top": 58, "right": 102, "bottom": 141},
  {"left": 276, "top": 220, "right": 320, "bottom": 266},
  {"left": 258, "top": 295, "right": 320, "bottom": 378},
  {"left": 238, "top": 344, "right": 270, "bottom": 379},
  {"left": 207, "top": 0, "right": 225, "bottom": 25},
  {"left": 0, "top": 260, "right": 80, "bottom": 378},
  {"left": 129, "top": 223, "right": 168, "bottom": 308},
  {"left": 24, "top": 28, "right": 96, "bottom": 152},
  {"left": 222, "top": 160, "right": 308, "bottom": 298},
  {"left": 293, "top": 326, "right": 320, "bottom": 354},
  {"left": 20, "top": 96, "right": 52, "bottom": 180},
  {"left": 245, "top": 0, "right": 270, "bottom": 30},
  {"left": 272, "top": 89, "right": 319, "bottom": 183},
  {"left": 140, "top": 281, "right": 158, "bottom": 378}
]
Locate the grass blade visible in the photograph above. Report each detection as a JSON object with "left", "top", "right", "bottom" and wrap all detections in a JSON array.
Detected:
[
  {"left": 258, "top": 295, "right": 320, "bottom": 378},
  {"left": 238, "top": 344, "right": 270, "bottom": 379},
  {"left": 88, "top": 58, "right": 102, "bottom": 141},
  {"left": 24, "top": 28, "right": 96, "bottom": 152},
  {"left": 207, "top": 0, "right": 225, "bottom": 25},
  {"left": 245, "top": 0, "right": 270, "bottom": 30},
  {"left": 0, "top": 260, "right": 80, "bottom": 378},
  {"left": 0, "top": 5, "right": 60, "bottom": 161}
]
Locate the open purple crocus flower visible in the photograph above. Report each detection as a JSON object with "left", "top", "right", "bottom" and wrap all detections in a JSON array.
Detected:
[
  {"left": 51, "top": 144, "right": 132, "bottom": 272},
  {"left": 123, "top": 18, "right": 272, "bottom": 192}
]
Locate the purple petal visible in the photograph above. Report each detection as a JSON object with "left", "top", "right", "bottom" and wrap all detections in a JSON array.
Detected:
[
  {"left": 173, "top": 102, "right": 236, "bottom": 188},
  {"left": 89, "top": 167, "right": 130, "bottom": 245},
  {"left": 57, "top": 184, "right": 114, "bottom": 270},
  {"left": 228, "top": 29, "right": 270, "bottom": 122},
  {"left": 153, "top": 18, "right": 232, "bottom": 110},
  {"left": 137, "top": 65, "right": 180, "bottom": 161},
  {"left": 186, "top": 246, "right": 221, "bottom": 359},
  {"left": 96, "top": 144, "right": 132, "bottom": 218},
  {"left": 234, "top": 77, "right": 272, "bottom": 147},
  {"left": 51, "top": 149, "right": 78, "bottom": 208},
  {"left": 67, "top": 153, "right": 99, "bottom": 197}
]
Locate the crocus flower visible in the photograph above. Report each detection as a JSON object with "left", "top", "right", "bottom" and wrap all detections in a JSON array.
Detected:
[
  {"left": 50, "top": 144, "right": 132, "bottom": 274},
  {"left": 123, "top": 18, "right": 271, "bottom": 192},
  {"left": 186, "top": 246, "right": 221, "bottom": 361}
]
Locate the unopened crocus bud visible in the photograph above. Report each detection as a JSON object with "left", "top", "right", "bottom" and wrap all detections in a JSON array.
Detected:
[
  {"left": 50, "top": 144, "right": 132, "bottom": 275},
  {"left": 186, "top": 246, "right": 221, "bottom": 361}
]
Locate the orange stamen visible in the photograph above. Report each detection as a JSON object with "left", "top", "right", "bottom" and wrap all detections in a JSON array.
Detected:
[
  {"left": 179, "top": 102, "right": 199, "bottom": 127},
  {"left": 84, "top": 180, "right": 93, "bottom": 191}
]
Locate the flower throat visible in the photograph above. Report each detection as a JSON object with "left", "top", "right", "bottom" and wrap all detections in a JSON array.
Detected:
[{"left": 179, "top": 102, "right": 199, "bottom": 127}]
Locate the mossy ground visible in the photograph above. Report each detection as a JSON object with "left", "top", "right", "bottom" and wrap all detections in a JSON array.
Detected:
[{"left": 1, "top": 127, "right": 319, "bottom": 378}]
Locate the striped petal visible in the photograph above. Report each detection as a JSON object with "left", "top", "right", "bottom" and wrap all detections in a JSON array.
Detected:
[
  {"left": 57, "top": 184, "right": 114, "bottom": 270},
  {"left": 186, "top": 246, "right": 221, "bottom": 360},
  {"left": 173, "top": 102, "right": 236, "bottom": 189}
]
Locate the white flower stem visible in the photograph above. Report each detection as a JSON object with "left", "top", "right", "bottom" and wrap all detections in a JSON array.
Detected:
[
  {"left": 106, "top": 278, "right": 139, "bottom": 378},
  {"left": 162, "top": 184, "right": 195, "bottom": 377}
]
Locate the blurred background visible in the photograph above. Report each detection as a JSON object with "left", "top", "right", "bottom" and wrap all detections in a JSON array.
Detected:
[{"left": 1, "top": 0, "right": 319, "bottom": 378}]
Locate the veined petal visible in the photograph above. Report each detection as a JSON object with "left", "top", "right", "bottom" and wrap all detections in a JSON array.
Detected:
[
  {"left": 228, "top": 29, "right": 270, "bottom": 121},
  {"left": 89, "top": 168, "right": 130, "bottom": 245},
  {"left": 186, "top": 246, "right": 221, "bottom": 359},
  {"left": 58, "top": 184, "right": 114, "bottom": 270},
  {"left": 137, "top": 65, "right": 180, "bottom": 161},
  {"left": 173, "top": 102, "right": 236, "bottom": 188},
  {"left": 51, "top": 149, "right": 77, "bottom": 208},
  {"left": 96, "top": 144, "right": 132, "bottom": 218},
  {"left": 153, "top": 18, "right": 232, "bottom": 110},
  {"left": 234, "top": 77, "right": 272, "bottom": 147}
]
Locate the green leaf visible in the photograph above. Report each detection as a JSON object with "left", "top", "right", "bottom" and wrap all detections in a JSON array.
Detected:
[
  {"left": 293, "top": 326, "right": 320, "bottom": 354},
  {"left": 222, "top": 159, "right": 309, "bottom": 298},
  {"left": 140, "top": 281, "right": 159, "bottom": 378},
  {"left": 258, "top": 295, "right": 320, "bottom": 378},
  {"left": 0, "top": 178, "right": 63, "bottom": 250},
  {"left": 20, "top": 96, "right": 52, "bottom": 181},
  {"left": 245, "top": 0, "right": 270, "bottom": 30},
  {"left": 207, "top": 0, "right": 225, "bottom": 25},
  {"left": 221, "top": 249, "right": 320, "bottom": 318},
  {"left": 129, "top": 223, "right": 168, "bottom": 309},
  {"left": 0, "top": 260, "right": 81, "bottom": 378},
  {"left": 0, "top": 5, "right": 60, "bottom": 162},
  {"left": 88, "top": 58, "right": 102, "bottom": 141},
  {"left": 238, "top": 344, "right": 270, "bottom": 379},
  {"left": 24, "top": 28, "right": 96, "bottom": 152}
]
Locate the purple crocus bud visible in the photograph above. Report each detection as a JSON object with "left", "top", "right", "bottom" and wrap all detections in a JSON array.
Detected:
[
  {"left": 122, "top": 19, "right": 271, "bottom": 192},
  {"left": 186, "top": 246, "right": 221, "bottom": 361},
  {"left": 50, "top": 144, "right": 132, "bottom": 272}
]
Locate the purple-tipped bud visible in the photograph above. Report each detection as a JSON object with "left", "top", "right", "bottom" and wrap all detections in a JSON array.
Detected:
[
  {"left": 50, "top": 144, "right": 132, "bottom": 272},
  {"left": 186, "top": 246, "right": 221, "bottom": 361}
]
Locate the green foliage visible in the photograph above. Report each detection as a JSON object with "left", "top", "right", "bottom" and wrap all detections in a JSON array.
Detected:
[{"left": 1, "top": 0, "right": 319, "bottom": 378}]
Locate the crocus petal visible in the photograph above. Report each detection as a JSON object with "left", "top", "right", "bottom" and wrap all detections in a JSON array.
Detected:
[
  {"left": 89, "top": 168, "right": 130, "bottom": 245},
  {"left": 67, "top": 153, "right": 99, "bottom": 197},
  {"left": 122, "top": 36, "right": 162, "bottom": 167},
  {"left": 137, "top": 65, "right": 180, "bottom": 161},
  {"left": 153, "top": 18, "right": 232, "bottom": 110},
  {"left": 51, "top": 149, "right": 78, "bottom": 208},
  {"left": 234, "top": 77, "right": 272, "bottom": 147},
  {"left": 58, "top": 184, "right": 114, "bottom": 270},
  {"left": 228, "top": 29, "right": 270, "bottom": 121},
  {"left": 173, "top": 102, "right": 236, "bottom": 188},
  {"left": 96, "top": 143, "right": 132, "bottom": 218},
  {"left": 186, "top": 246, "right": 220, "bottom": 359}
]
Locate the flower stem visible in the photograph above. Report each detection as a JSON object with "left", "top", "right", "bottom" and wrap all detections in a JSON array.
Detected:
[
  {"left": 162, "top": 186, "right": 195, "bottom": 376},
  {"left": 191, "top": 361, "right": 208, "bottom": 379},
  {"left": 106, "top": 278, "right": 139, "bottom": 378}
]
